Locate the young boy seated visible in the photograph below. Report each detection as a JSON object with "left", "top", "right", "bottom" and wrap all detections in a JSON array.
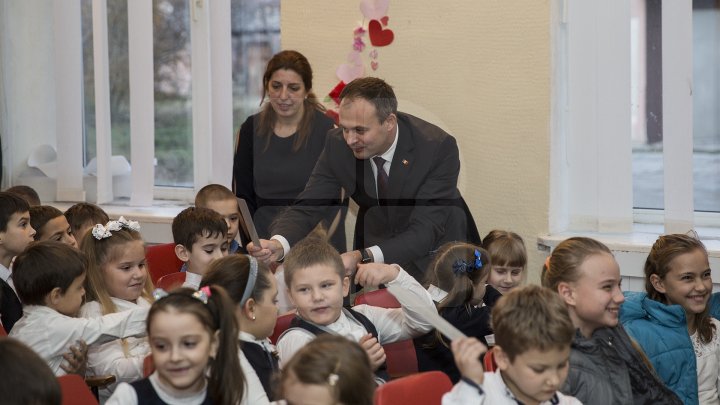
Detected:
[
  {"left": 30, "top": 205, "right": 77, "bottom": 248},
  {"left": 64, "top": 202, "right": 109, "bottom": 248},
  {"left": 277, "top": 235, "right": 434, "bottom": 383},
  {"left": 9, "top": 241, "right": 149, "bottom": 375},
  {"left": 5, "top": 184, "right": 41, "bottom": 206},
  {"left": 172, "top": 207, "right": 229, "bottom": 290},
  {"left": 195, "top": 184, "right": 242, "bottom": 254},
  {"left": 443, "top": 285, "right": 581, "bottom": 405},
  {"left": 0, "top": 192, "right": 36, "bottom": 332}
]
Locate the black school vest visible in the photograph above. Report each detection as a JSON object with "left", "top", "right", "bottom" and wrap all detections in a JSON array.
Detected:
[
  {"left": 130, "top": 378, "right": 213, "bottom": 405},
  {"left": 240, "top": 341, "right": 278, "bottom": 400},
  {"left": 287, "top": 308, "right": 389, "bottom": 382},
  {"left": 0, "top": 278, "right": 22, "bottom": 333}
]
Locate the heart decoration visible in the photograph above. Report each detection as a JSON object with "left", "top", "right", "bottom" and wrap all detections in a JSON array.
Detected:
[
  {"left": 371, "top": 61, "right": 379, "bottom": 71},
  {"left": 369, "top": 49, "right": 378, "bottom": 59},
  {"left": 360, "top": 0, "right": 390, "bottom": 20},
  {"left": 368, "top": 19, "right": 394, "bottom": 47},
  {"left": 380, "top": 16, "right": 389, "bottom": 26},
  {"left": 335, "top": 51, "right": 365, "bottom": 83}
]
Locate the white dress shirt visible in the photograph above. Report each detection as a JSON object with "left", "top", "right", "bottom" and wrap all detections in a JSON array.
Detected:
[
  {"left": 0, "top": 262, "right": 15, "bottom": 294},
  {"left": 442, "top": 371, "right": 582, "bottom": 405},
  {"left": 277, "top": 265, "right": 433, "bottom": 367},
  {"left": 80, "top": 297, "right": 152, "bottom": 403},
  {"left": 9, "top": 304, "right": 148, "bottom": 376},
  {"left": 182, "top": 271, "right": 202, "bottom": 290}
]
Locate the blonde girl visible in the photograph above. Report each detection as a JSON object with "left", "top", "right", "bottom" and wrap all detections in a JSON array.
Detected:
[
  {"left": 79, "top": 217, "right": 154, "bottom": 402},
  {"left": 542, "top": 236, "right": 681, "bottom": 405},
  {"left": 482, "top": 230, "right": 527, "bottom": 294}
]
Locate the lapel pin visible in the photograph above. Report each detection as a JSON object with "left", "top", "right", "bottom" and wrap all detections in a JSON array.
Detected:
[{"left": 402, "top": 159, "right": 409, "bottom": 166}]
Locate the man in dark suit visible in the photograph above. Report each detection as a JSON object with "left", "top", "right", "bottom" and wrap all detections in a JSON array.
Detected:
[{"left": 248, "top": 77, "right": 478, "bottom": 280}]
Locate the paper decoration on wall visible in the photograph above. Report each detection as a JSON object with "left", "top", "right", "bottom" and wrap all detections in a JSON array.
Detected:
[{"left": 325, "top": 0, "right": 395, "bottom": 124}]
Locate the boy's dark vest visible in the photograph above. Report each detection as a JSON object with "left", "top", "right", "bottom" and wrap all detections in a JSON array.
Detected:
[
  {"left": 130, "top": 378, "right": 212, "bottom": 405},
  {"left": 240, "top": 341, "right": 279, "bottom": 400},
  {"left": 0, "top": 278, "right": 22, "bottom": 333},
  {"left": 287, "top": 308, "right": 389, "bottom": 382}
]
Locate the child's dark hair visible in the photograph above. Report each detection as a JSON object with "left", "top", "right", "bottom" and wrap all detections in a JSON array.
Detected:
[
  {"left": 5, "top": 185, "right": 41, "bottom": 206},
  {"left": 13, "top": 241, "right": 86, "bottom": 305},
  {"left": 482, "top": 230, "right": 527, "bottom": 268},
  {"left": 425, "top": 242, "right": 491, "bottom": 310},
  {"left": 64, "top": 203, "right": 109, "bottom": 238},
  {"left": 82, "top": 226, "right": 153, "bottom": 315},
  {"left": 29, "top": 205, "right": 64, "bottom": 240},
  {"left": 645, "top": 233, "right": 715, "bottom": 344},
  {"left": 201, "top": 255, "right": 273, "bottom": 306},
  {"left": 541, "top": 237, "right": 612, "bottom": 291},
  {"left": 148, "top": 286, "right": 243, "bottom": 405},
  {"left": 195, "top": 184, "right": 236, "bottom": 208},
  {"left": 0, "top": 338, "right": 61, "bottom": 405},
  {"left": 0, "top": 192, "right": 30, "bottom": 232},
  {"left": 492, "top": 285, "right": 575, "bottom": 361},
  {"left": 280, "top": 334, "right": 375, "bottom": 405},
  {"left": 284, "top": 232, "right": 344, "bottom": 287},
  {"left": 172, "top": 207, "right": 228, "bottom": 250}
]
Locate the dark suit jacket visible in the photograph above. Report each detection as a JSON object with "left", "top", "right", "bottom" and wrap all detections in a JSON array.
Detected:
[{"left": 271, "top": 112, "right": 479, "bottom": 279}]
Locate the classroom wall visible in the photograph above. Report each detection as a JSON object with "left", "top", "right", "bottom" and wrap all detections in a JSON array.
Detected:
[{"left": 281, "top": 1, "right": 552, "bottom": 282}]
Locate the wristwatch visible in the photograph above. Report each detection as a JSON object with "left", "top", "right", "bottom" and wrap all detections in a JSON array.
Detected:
[{"left": 360, "top": 248, "right": 373, "bottom": 264}]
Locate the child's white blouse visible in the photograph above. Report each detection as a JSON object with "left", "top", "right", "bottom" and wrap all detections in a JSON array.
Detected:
[
  {"left": 276, "top": 266, "right": 434, "bottom": 367},
  {"left": 106, "top": 371, "right": 208, "bottom": 405},
  {"left": 442, "top": 371, "right": 583, "bottom": 405},
  {"left": 182, "top": 271, "right": 202, "bottom": 290},
  {"left": 8, "top": 304, "right": 148, "bottom": 375},
  {"left": 691, "top": 317, "right": 720, "bottom": 405},
  {"left": 80, "top": 296, "right": 152, "bottom": 403}
]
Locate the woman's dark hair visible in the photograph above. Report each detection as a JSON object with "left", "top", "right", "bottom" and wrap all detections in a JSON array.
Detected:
[{"left": 256, "top": 50, "right": 325, "bottom": 152}]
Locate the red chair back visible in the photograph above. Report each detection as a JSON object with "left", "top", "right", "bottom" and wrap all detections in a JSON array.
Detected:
[
  {"left": 156, "top": 272, "right": 187, "bottom": 291},
  {"left": 483, "top": 347, "right": 497, "bottom": 372},
  {"left": 143, "top": 354, "right": 155, "bottom": 377},
  {"left": 58, "top": 374, "right": 98, "bottom": 405},
  {"left": 269, "top": 312, "right": 296, "bottom": 345},
  {"left": 146, "top": 243, "right": 183, "bottom": 284},
  {"left": 374, "top": 371, "right": 452, "bottom": 405},
  {"left": 354, "top": 289, "right": 401, "bottom": 308},
  {"left": 0, "top": 323, "right": 6, "bottom": 337},
  {"left": 385, "top": 340, "right": 419, "bottom": 378}
]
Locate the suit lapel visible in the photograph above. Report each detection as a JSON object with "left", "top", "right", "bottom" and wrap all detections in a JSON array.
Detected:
[{"left": 387, "top": 118, "right": 414, "bottom": 202}]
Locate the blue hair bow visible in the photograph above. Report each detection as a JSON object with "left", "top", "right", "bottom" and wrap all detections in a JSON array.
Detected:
[{"left": 452, "top": 249, "right": 483, "bottom": 275}]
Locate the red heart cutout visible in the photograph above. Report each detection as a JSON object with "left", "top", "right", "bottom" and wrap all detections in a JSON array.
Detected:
[
  {"left": 381, "top": 16, "right": 389, "bottom": 26},
  {"left": 368, "top": 19, "right": 394, "bottom": 47}
]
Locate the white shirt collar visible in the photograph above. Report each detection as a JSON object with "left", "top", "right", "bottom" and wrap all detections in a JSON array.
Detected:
[
  {"left": 372, "top": 124, "right": 400, "bottom": 175},
  {"left": 0, "top": 262, "right": 11, "bottom": 283}
]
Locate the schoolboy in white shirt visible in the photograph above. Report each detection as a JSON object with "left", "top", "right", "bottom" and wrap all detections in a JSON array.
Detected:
[
  {"left": 9, "top": 241, "right": 149, "bottom": 375},
  {"left": 443, "top": 285, "right": 582, "bottom": 405}
]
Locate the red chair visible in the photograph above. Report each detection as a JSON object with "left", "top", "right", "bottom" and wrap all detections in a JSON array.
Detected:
[
  {"left": 156, "top": 272, "right": 187, "bottom": 291},
  {"left": 355, "top": 289, "right": 418, "bottom": 378},
  {"left": 0, "top": 323, "right": 6, "bottom": 337},
  {"left": 143, "top": 354, "right": 155, "bottom": 377},
  {"left": 269, "top": 312, "right": 296, "bottom": 345},
  {"left": 354, "top": 289, "right": 401, "bottom": 308},
  {"left": 58, "top": 374, "right": 99, "bottom": 405},
  {"left": 146, "top": 243, "right": 183, "bottom": 284},
  {"left": 374, "top": 371, "right": 453, "bottom": 405},
  {"left": 483, "top": 347, "right": 497, "bottom": 372}
]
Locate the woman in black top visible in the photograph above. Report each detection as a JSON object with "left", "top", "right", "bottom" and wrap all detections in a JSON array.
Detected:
[{"left": 233, "top": 50, "right": 345, "bottom": 250}]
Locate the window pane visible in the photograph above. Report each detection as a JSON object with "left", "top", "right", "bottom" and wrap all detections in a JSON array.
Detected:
[
  {"left": 231, "top": 0, "right": 281, "bottom": 135},
  {"left": 153, "top": 0, "right": 193, "bottom": 187},
  {"left": 632, "top": 0, "right": 720, "bottom": 212}
]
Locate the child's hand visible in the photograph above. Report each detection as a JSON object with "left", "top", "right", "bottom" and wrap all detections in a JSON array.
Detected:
[
  {"left": 359, "top": 333, "right": 386, "bottom": 371},
  {"left": 451, "top": 337, "right": 486, "bottom": 386},
  {"left": 60, "top": 339, "right": 88, "bottom": 376},
  {"left": 355, "top": 263, "right": 400, "bottom": 288}
]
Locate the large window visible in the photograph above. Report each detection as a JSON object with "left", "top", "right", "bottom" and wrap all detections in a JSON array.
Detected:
[
  {"left": 631, "top": 0, "right": 720, "bottom": 212},
  {"left": 79, "top": 0, "right": 279, "bottom": 194}
]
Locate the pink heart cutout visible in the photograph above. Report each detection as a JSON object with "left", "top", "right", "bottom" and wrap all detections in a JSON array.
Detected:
[
  {"left": 360, "top": 0, "right": 389, "bottom": 20},
  {"left": 336, "top": 52, "right": 365, "bottom": 83},
  {"left": 371, "top": 61, "right": 379, "bottom": 71}
]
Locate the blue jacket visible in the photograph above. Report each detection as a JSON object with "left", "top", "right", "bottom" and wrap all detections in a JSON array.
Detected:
[{"left": 620, "top": 291, "right": 698, "bottom": 405}]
